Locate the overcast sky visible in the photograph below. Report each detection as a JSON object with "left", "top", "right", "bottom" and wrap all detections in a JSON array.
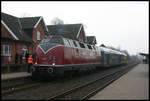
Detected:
[{"left": 1, "top": 1, "right": 149, "bottom": 55}]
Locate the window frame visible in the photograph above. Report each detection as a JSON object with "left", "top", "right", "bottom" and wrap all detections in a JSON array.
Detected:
[
  {"left": 69, "top": 40, "right": 75, "bottom": 47},
  {"left": 73, "top": 41, "right": 77, "bottom": 47},
  {"left": 37, "top": 31, "right": 41, "bottom": 40},
  {"left": 79, "top": 42, "right": 85, "bottom": 48},
  {"left": 22, "top": 45, "right": 28, "bottom": 58},
  {"left": 1, "top": 45, "right": 12, "bottom": 56},
  {"left": 87, "top": 44, "right": 92, "bottom": 50},
  {"left": 63, "top": 38, "right": 69, "bottom": 46}
]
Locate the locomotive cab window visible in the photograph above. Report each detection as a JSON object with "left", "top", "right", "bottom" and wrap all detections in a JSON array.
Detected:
[
  {"left": 79, "top": 42, "right": 85, "bottom": 48},
  {"left": 63, "top": 38, "right": 70, "bottom": 46},
  {"left": 69, "top": 40, "right": 75, "bottom": 47},
  {"left": 40, "top": 36, "right": 64, "bottom": 45},
  {"left": 39, "top": 36, "right": 64, "bottom": 52},
  {"left": 87, "top": 44, "right": 92, "bottom": 50},
  {"left": 73, "top": 41, "right": 77, "bottom": 47},
  {"left": 67, "top": 39, "right": 71, "bottom": 46},
  {"left": 75, "top": 41, "right": 80, "bottom": 48},
  {"left": 92, "top": 46, "right": 96, "bottom": 50}
]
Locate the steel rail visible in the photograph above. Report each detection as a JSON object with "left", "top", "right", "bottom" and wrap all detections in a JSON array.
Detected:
[
  {"left": 47, "top": 63, "right": 137, "bottom": 100},
  {"left": 81, "top": 63, "right": 138, "bottom": 100},
  {"left": 2, "top": 81, "right": 44, "bottom": 96}
]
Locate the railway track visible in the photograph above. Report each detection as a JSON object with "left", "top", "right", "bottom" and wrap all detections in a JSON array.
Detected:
[
  {"left": 47, "top": 63, "right": 138, "bottom": 100},
  {"left": 2, "top": 80, "right": 43, "bottom": 96},
  {"left": 2, "top": 63, "right": 138, "bottom": 100}
]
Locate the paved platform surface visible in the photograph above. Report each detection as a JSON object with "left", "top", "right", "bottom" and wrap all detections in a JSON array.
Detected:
[
  {"left": 1, "top": 72, "right": 31, "bottom": 80},
  {"left": 90, "top": 64, "right": 149, "bottom": 100}
]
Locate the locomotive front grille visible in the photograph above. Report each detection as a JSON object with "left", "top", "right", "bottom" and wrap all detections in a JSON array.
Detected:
[
  {"left": 35, "top": 66, "right": 47, "bottom": 72},
  {"left": 34, "top": 66, "right": 53, "bottom": 74}
]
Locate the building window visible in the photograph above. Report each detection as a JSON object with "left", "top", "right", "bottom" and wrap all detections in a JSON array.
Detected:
[
  {"left": 22, "top": 45, "right": 28, "bottom": 57},
  {"left": 1, "top": 45, "right": 12, "bottom": 56},
  {"left": 37, "top": 31, "right": 41, "bottom": 40}
]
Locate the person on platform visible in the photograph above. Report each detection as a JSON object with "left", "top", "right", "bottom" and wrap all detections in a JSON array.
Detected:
[
  {"left": 20, "top": 53, "right": 23, "bottom": 64},
  {"left": 15, "top": 52, "right": 18, "bottom": 64},
  {"left": 28, "top": 55, "right": 33, "bottom": 73},
  {"left": 25, "top": 51, "right": 29, "bottom": 63}
]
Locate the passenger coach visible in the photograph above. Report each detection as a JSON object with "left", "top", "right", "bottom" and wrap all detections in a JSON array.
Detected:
[{"left": 100, "top": 46, "right": 127, "bottom": 67}]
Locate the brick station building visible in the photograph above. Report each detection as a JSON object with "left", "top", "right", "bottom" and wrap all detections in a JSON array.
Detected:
[{"left": 1, "top": 12, "right": 48, "bottom": 65}]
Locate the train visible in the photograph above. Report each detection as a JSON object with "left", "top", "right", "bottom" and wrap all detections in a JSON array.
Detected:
[{"left": 30, "top": 35, "right": 127, "bottom": 79}]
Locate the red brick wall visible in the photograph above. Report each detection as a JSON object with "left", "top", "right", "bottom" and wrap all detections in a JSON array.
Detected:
[
  {"left": 1, "top": 40, "right": 31, "bottom": 64},
  {"left": 1, "top": 18, "right": 48, "bottom": 65},
  {"left": 78, "top": 27, "right": 85, "bottom": 43},
  {"left": 32, "top": 19, "right": 45, "bottom": 53},
  {"left": 1, "top": 19, "right": 46, "bottom": 65}
]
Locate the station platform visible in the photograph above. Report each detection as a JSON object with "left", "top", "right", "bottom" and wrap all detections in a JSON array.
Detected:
[
  {"left": 90, "top": 64, "right": 149, "bottom": 100},
  {"left": 1, "top": 72, "right": 31, "bottom": 81}
]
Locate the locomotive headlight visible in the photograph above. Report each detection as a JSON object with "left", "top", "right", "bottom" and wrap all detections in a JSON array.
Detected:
[
  {"left": 52, "top": 63, "right": 55, "bottom": 66},
  {"left": 52, "top": 55, "right": 56, "bottom": 65}
]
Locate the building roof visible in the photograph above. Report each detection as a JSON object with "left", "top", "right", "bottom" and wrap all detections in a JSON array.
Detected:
[
  {"left": 86, "top": 36, "right": 97, "bottom": 45},
  {"left": 1, "top": 12, "right": 33, "bottom": 42},
  {"left": 47, "top": 24, "right": 83, "bottom": 40},
  {"left": 139, "top": 53, "right": 149, "bottom": 56},
  {"left": 20, "top": 16, "right": 41, "bottom": 29},
  {"left": 1, "top": 12, "right": 47, "bottom": 43}
]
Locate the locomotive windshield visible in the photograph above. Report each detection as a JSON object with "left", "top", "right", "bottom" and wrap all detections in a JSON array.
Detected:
[
  {"left": 40, "top": 36, "right": 64, "bottom": 44},
  {"left": 39, "top": 36, "right": 64, "bottom": 52}
]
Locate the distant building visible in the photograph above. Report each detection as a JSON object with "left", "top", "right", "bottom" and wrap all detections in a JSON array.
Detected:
[
  {"left": 139, "top": 53, "right": 149, "bottom": 64},
  {"left": 86, "top": 36, "right": 97, "bottom": 45},
  {"left": 1, "top": 12, "right": 48, "bottom": 64},
  {"left": 47, "top": 24, "right": 86, "bottom": 43}
]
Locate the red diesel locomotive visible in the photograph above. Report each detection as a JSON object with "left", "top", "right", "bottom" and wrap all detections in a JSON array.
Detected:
[{"left": 31, "top": 35, "right": 102, "bottom": 79}]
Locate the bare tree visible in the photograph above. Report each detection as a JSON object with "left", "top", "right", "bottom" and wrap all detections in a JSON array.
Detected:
[{"left": 51, "top": 17, "right": 64, "bottom": 25}]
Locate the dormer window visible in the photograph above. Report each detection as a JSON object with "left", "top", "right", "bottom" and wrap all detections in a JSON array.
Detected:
[{"left": 37, "top": 31, "right": 41, "bottom": 40}]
